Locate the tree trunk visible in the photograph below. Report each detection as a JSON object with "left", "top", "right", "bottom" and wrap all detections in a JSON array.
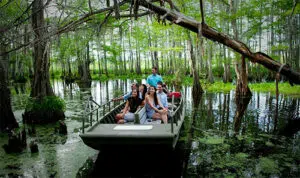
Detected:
[
  {"left": 23, "top": 0, "right": 65, "bottom": 124},
  {"left": 235, "top": 55, "right": 252, "bottom": 96},
  {"left": 208, "top": 42, "right": 214, "bottom": 83},
  {"left": 83, "top": 43, "right": 92, "bottom": 82},
  {"left": 153, "top": 40, "right": 159, "bottom": 70},
  {"left": 135, "top": 33, "right": 142, "bottom": 74},
  {"left": 187, "top": 31, "right": 203, "bottom": 99},
  {"left": 0, "top": 44, "right": 19, "bottom": 132},
  {"left": 230, "top": 0, "right": 251, "bottom": 96},
  {"left": 119, "top": 26, "right": 124, "bottom": 74},
  {"left": 129, "top": 24, "right": 134, "bottom": 73},
  {"left": 97, "top": 51, "right": 101, "bottom": 76},
  {"left": 30, "top": 0, "right": 54, "bottom": 98},
  {"left": 138, "top": 0, "right": 300, "bottom": 85}
]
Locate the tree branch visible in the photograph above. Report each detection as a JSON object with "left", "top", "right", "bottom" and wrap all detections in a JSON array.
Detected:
[
  {"left": 1, "top": 0, "right": 130, "bottom": 56},
  {"left": 138, "top": 0, "right": 300, "bottom": 85},
  {"left": 1, "top": 0, "right": 51, "bottom": 34}
]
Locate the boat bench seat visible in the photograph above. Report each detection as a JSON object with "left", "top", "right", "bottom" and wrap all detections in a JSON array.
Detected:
[
  {"left": 134, "top": 106, "right": 148, "bottom": 124},
  {"left": 130, "top": 102, "right": 177, "bottom": 125}
]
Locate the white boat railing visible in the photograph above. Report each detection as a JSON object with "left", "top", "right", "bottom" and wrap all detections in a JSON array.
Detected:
[{"left": 82, "top": 96, "right": 122, "bottom": 133}]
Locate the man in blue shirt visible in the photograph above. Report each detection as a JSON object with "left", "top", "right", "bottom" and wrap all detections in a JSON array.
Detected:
[
  {"left": 156, "top": 83, "right": 168, "bottom": 109},
  {"left": 112, "top": 82, "right": 139, "bottom": 101},
  {"left": 146, "top": 66, "right": 162, "bottom": 88}
]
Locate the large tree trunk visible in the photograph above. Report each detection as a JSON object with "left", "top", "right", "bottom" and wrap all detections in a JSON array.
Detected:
[
  {"left": 187, "top": 31, "right": 203, "bottom": 99},
  {"left": 23, "top": 0, "right": 64, "bottom": 124},
  {"left": 0, "top": 44, "right": 19, "bottom": 132},
  {"left": 77, "top": 43, "right": 92, "bottom": 88},
  {"left": 31, "top": 0, "right": 54, "bottom": 97},
  {"left": 138, "top": 0, "right": 300, "bottom": 85},
  {"left": 83, "top": 43, "right": 92, "bottom": 82}
]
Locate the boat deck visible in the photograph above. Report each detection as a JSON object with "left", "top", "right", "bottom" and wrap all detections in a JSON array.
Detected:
[{"left": 83, "top": 124, "right": 177, "bottom": 138}]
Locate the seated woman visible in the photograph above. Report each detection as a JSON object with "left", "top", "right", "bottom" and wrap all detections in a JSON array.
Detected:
[
  {"left": 115, "top": 89, "right": 142, "bottom": 124},
  {"left": 145, "top": 86, "right": 168, "bottom": 124},
  {"left": 139, "top": 84, "right": 148, "bottom": 106}
]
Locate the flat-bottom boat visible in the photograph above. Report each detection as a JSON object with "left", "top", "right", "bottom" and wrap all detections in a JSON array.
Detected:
[{"left": 79, "top": 93, "right": 185, "bottom": 150}]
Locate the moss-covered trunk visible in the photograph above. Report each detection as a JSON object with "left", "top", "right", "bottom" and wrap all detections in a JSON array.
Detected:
[
  {"left": 0, "top": 44, "right": 19, "bottom": 132},
  {"left": 23, "top": 0, "right": 65, "bottom": 124},
  {"left": 30, "top": 0, "right": 53, "bottom": 98}
]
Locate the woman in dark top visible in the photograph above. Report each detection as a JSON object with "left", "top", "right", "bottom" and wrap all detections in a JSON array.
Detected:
[{"left": 115, "top": 89, "right": 142, "bottom": 124}]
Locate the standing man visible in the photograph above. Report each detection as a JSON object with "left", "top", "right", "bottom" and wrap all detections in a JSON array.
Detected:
[{"left": 146, "top": 66, "right": 162, "bottom": 88}]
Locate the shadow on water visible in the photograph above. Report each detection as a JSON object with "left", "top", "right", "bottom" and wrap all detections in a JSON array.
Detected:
[{"left": 87, "top": 146, "right": 184, "bottom": 178}]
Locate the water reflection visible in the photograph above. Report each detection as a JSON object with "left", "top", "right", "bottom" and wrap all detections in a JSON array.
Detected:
[
  {"left": 233, "top": 95, "right": 251, "bottom": 135},
  {"left": 3, "top": 80, "right": 300, "bottom": 177},
  {"left": 184, "top": 87, "right": 300, "bottom": 177},
  {"left": 181, "top": 90, "right": 203, "bottom": 177}
]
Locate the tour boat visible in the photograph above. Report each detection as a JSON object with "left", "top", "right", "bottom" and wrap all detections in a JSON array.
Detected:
[{"left": 79, "top": 92, "right": 185, "bottom": 150}]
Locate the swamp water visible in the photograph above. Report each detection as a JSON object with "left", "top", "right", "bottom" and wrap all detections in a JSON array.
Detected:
[{"left": 0, "top": 79, "right": 299, "bottom": 177}]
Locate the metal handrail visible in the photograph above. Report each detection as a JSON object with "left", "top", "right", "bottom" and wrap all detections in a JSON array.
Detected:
[
  {"left": 171, "top": 95, "right": 174, "bottom": 134},
  {"left": 170, "top": 90, "right": 184, "bottom": 134},
  {"left": 82, "top": 96, "right": 115, "bottom": 133}
]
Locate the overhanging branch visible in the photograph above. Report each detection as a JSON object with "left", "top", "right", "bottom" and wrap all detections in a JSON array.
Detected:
[
  {"left": 1, "top": 0, "right": 130, "bottom": 56},
  {"left": 138, "top": 0, "right": 300, "bottom": 85}
]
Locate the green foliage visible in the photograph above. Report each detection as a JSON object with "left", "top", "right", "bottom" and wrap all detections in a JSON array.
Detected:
[
  {"left": 113, "top": 89, "right": 123, "bottom": 98},
  {"left": 204, "top": 81, "right": 235, "bottom": 93},
  {"left": 256, "top": 157, "right": 280, "bottom": 175},
  {"left": 26, "top": 96, "right": 66, "bottom": 112},
  {"left": 212, "top": 66, "right": 224, "bottom": 78},
  {"left": 199, "top": 136, "right": 224, "bottom": 145},
  {"left": 172, "top": 65, "right": 186, "bottom": 87},
  {"left": 91, "top": 73, "right": 146, "bottom": 81},
  {"left": 0, "top": 0, "right": 27, "bottom": 26},
  {"left": 249, "top": 82, "right": 300, "bottom": 96}
]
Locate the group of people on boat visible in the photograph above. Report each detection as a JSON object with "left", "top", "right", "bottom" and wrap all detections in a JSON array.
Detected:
[{"left": 113, "top": 67, "right": 170, "bottom": 124}]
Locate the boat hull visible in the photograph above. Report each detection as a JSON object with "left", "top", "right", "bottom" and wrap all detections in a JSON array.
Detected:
[{"left": 80, "top": 95, "right": 185, "bottom": 150}]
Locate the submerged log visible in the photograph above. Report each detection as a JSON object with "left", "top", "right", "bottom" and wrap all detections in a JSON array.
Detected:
[{"left": 138, "top": 0, "right": 300, "bottom": 85}]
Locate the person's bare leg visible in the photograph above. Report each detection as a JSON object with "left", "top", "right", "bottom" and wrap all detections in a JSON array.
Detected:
[
  {"left": 161, "top": 112, "right": 168, "bottom": 124},
  {"left": 117, "top": 119, "right": 125, "bottom": 124},
  {"left": 157, "top": 110, "right": 168, "bottom": 124},
  {"left": 152, "top": 113, "right": 162, "bottom": 123}
]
